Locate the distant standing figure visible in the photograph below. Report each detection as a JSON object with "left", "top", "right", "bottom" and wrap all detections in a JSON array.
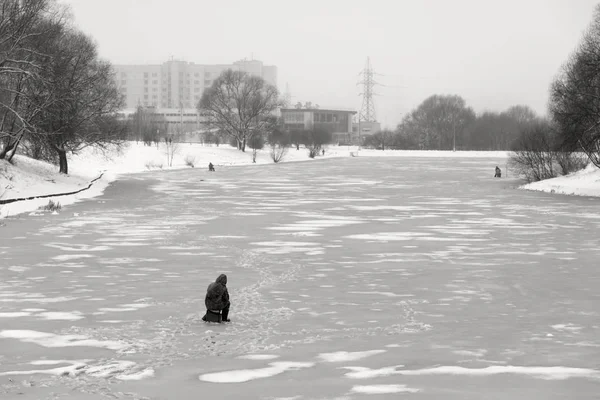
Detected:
[
  {"left": 494, "top": 166, "right": 502, "bottom": 178},
  {"left": 202, "top": 274, "right": 230, "bottom": 323},
  {"left": 208, "top": 162, "right": 215, "bottom": 172},
  {"left": 322, "top": 148, "right": 325, "bottom": 156}
]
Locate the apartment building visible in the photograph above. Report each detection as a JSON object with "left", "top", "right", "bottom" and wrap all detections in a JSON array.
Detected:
[{"left": 114, "top": 58, "right": 278, "bottom": 110}]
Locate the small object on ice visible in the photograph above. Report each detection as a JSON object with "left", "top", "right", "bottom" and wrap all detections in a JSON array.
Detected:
[
  {"left": 73, "top": 213, "right": 80, "bottom": 217},
  {"left": 547, "top": 333, "right": 554, "bottom": 337}
]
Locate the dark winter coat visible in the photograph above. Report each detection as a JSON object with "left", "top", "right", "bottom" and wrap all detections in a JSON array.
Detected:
[{"left": 205, "top": 274, "right": 230, "bottom": 311}]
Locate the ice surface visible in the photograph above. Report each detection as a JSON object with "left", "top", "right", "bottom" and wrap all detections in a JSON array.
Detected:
[
  {"left": 552, "top": 323, "right": 583, "bottom": 333},
  {"left": 0, "top": 312, "right": 31, "bottom": 318},
  {"left": 117, "top": 368, "right": 155, "bottom": 380},
  {"left": 0, "top": 330, "right": 125, "bottom": 350},
  {"left": 45, "top": 243, "right": 111, "bottom": 252},
  {"left": 38, "top": 311, "right": 84, "bottom": 321},
  {"left": 318, "top": 350, "right": 386, "bottom": 362},
  {"left": 199, "top": 362, "right": 315, "bottom": 383},
  {"left": 237, "top": 355, "right": 280, "bottom": 360},
  {"left": 350, "top": 384, "right": 420, "bottom": 394},
  {"left": 342, "top": 365, "right": 600, "bottom": 380},
  {"left": 52, "top": 254, "right": 95, "bottom": 261}
]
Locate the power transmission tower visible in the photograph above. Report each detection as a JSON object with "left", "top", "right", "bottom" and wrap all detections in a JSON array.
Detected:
[
  {"left": 358, "top": 57, "right": 379, "bottom": 123},
  {"left": 283, "top": 83, "right": 292, "bottom": 107}
]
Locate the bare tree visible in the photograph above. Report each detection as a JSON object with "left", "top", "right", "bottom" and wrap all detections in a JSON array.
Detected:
[
  {"left": 399, "top": 95, "right": 475, "bottom": 150},
  {"left": 304, "top": 128, "right": 332, "bottom": 158},
  {"left": 270, "top": 142, "right": 288, "bottom": 163},
  {"left": 34, "top": 29, "right": 125, "bottom": 174},
  {"left": 198, "top": 69, "right": 281, "bottom": 152},
  {"left": 248, "top": 133, "right": 265, "bottom": 163},
  {"left": 550, "top": 5, "right": 600, "bottom": 168},
  {"left": 0, "top": 0, "right": 63, "bottom": 160},
  {"left": 509, "top": 121, "right": 559, "bottom": 182},
  {"left": 163, "top": 136, "right": 178, "bottom": 167},
  {"left": 289, "top": 129, "right": 306, "bottom": 150},
  {"left": 363, "top": 129, "right": 394, "bottom": 150},
  {"left": 129, "top": 106, "right": 165, "bottom": 145}
]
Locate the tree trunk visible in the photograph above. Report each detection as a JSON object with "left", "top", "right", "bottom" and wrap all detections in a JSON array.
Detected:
[
  {"left": 0, "top": 135, "right": 22, "bottom": 160},
  {"left": 0, "top": 141, "right": 14, "bottom": 159},
  {"left": 241, "top": 138, "right": 246, "bottom": 152},
  {"left": 58, "top": 147, "right": 68, "bottom": 174}
]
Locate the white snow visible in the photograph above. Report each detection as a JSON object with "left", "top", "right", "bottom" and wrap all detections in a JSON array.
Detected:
[
  {"left": 237, "top": 355, "right": 280, "bottom": 360},
  {"left": 318, "top": 350, "right": 386, "bottom": 363},
  {"left": 523, "top": 163, "right": 600, "bottom": 197},
  {"left": 0, "top": 312, "right": 31, "bottom": 318},
  {"left": 341, "top": 365, "right": 600, "bottom": 380},
  {"left": 350, "top": 385, "right": 420, "bottom": 394},
  {"left": 0, "top": 330, "right": 126, "bottom": 350},
  {"left": 0, "top": 359, "right": 153, "bottom": 380},
  {"left": 37, "top": 311, "right": 85, "bottom": 321},
  {"left": 198, "top": 361, "right": 315, "bottom": 383}
]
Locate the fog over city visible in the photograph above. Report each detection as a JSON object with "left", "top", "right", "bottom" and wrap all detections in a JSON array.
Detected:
[{"left": 60, "top": 0, "right": 597, "bottom": 127}]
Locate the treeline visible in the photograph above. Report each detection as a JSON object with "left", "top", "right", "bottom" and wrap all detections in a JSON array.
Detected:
[
  {"left": 0, "top": 0, "right": 124, "bottom": 174},
  {"left": 508, "top": 5, "right": 600, "bottom": 181},
  {"left": 363, "top": 95, "right": 540, "bottom": 151}
]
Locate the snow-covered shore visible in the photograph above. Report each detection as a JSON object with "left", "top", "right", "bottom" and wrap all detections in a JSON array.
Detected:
[
  {"left": 521, "top": 163, "right": 600, "bottom": 198},
  {"left": 1, "top": 142, "right": 598, "bottom": 218}
]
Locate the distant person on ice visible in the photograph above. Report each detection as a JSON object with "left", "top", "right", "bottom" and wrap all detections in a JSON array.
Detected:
[
  {"left": 494, "top": 166, "right": 501, "bottom": 178},
  {"left": 202, "top": 274, "right": 230, "bottom": 322},
  {"left": 208, "top": 162, "right": 215, "bottom": 172}
]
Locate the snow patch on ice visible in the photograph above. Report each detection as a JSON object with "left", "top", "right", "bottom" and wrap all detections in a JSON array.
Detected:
[
  {"left": 45, "top": 243, "right": 111, "bottom": 252},
  {"left": 199, "top": 362, "right": 314, "bottom": 383},
  {"left": 0, "top": 312, "right": 31, "bottom": 318},
  {"left": 350, "top": 384, "right": 420, "bottom": 394},
  {"left": 237, "top": 354, "right": 280, "bottom": 360},
  {"left": 342, "top": 365, "right": 600, "bottom": 380},
  {"left": 52, "top": 254, "right": 94, "bottom": 261},
  {"left": 552, "top": 323, "right": 583, "bottom": 333},
  {"left": 37, "top": 311, "right": 84, "bottom": 321},
  {"left": 318, "top": 350, "right": 386, "bottom": 363},
  {"left": 0, "top": 330, "right": 125, "bottom": 350}
]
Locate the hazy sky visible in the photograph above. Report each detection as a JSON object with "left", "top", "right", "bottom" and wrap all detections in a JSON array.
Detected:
[{"left": 60, "top": 0, "right": 597, "bottom": 128}]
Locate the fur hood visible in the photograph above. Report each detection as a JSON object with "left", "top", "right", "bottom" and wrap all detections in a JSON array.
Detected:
[{"left": 205, "top": 274, "right": 229, "bottom": 311}]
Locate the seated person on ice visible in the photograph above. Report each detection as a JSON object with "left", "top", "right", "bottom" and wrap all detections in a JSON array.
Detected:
[
  {"left": 208, "top": 162, "right": 215, "bottom": 172},
  {"left": 202, "top": 274, "right": 230, "bottom": 322},
  {"left": 494, "top": 166, "right": 501, "bottom": 178}
]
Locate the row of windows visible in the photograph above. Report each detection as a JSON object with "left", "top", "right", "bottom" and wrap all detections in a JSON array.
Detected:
[
  {"left": 122, "top": 71, "right": 214, "bottom": 79},
  {"left": 283, "top": 112, "right": 304, "bottom": 123},
  {"left": 142, "top": 102, "right": 196, "bottom": 108},
  {"left": 314, "top": 113, "right": 344, "bottom": 123},
  {"left": 120, "top": 79, "right": 211, "bottom": 88},
  {"left": 142, "top": 94, "right": 200, "bottom": 101}
]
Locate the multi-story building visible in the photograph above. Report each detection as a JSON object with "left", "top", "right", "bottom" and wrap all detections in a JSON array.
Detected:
[
  {"left": 114, "top": 58, "right": 277, "bottom": 110},
  {"left": 280, "top": 107, "right": 358, "bottom": 144}
]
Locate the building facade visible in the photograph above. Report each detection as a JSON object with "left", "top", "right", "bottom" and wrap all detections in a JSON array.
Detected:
[
  {"left": 280, "top": 108, "right": 357, "bottom": 144},
  {"left": 114, "top": 59, "right": 277, "bottom": 110}
]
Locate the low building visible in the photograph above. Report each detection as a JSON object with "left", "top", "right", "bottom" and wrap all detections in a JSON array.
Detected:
[
  {"left": 353, "top": 121, "right": 381, "bottom": 138},
  {"left": 280, "top": 108, "right": 358, "bottom": 144},
  {"left": 118, "top": 106, "right": 202, "bottom": 135}
]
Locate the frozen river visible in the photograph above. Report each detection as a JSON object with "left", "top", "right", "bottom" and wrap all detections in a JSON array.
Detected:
[{"left": 1, "top": 156, "right": 599, "bottom": 399}]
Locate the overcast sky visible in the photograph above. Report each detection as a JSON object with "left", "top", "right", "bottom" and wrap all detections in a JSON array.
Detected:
[{"left": 60, "top": 0, "right": 597, "bottom": 128}]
